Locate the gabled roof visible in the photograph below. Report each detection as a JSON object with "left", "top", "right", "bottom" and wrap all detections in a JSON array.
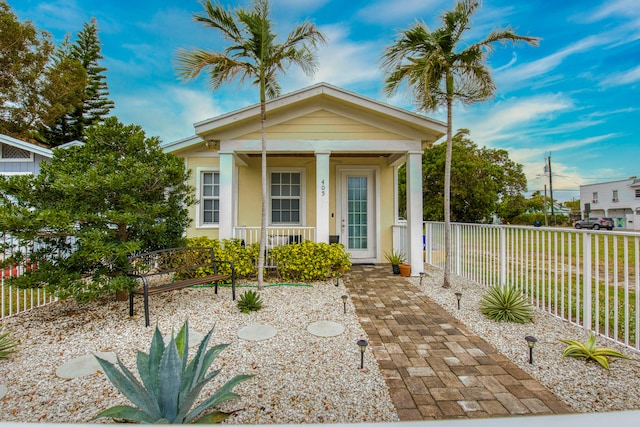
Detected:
[
  {"left": 162, "top": 83, "right": 446, "bottom": 152},
  {"left": 0, "top": 133, "right": 53, "bottom": 158}
]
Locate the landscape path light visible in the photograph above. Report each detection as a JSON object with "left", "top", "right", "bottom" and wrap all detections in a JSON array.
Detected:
[
  {"left": 341, "top": 295, "right": 348, "bottom": 314},
  {"left": 419, "top": 272, "right": 426, "bottom": 287},
  {"left": 357, "top": 339, "right": 368, "bottom": 369},
  {"left": 455, "top": 292, "right": 462, "bottom": 310},
  {"left": 525, "top": 335, "right": 537, "bottom": 364}
]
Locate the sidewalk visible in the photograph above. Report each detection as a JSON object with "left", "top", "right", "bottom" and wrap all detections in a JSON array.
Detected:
[{"left": 342, "top": 265, "right": 573, "bottom": 420}]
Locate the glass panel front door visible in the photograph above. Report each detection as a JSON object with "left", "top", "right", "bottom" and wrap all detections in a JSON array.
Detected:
[
  {"left": 347, "top": 176, "right": 368, "bottom": 250},
  {"left": 338, "top": 167, "right": 376, "bottom": 261}
]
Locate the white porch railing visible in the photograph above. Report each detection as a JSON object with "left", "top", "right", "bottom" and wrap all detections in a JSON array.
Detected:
[
  {"left": 232, "top": 226, "right": 316, "bottom": 267},
  {"left": 421, "top": 222, "right": 640, "bottom": 351}
]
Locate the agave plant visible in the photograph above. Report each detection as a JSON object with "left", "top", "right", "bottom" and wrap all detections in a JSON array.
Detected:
[
  {"left": 94, "top": 320, "right": 252, "bottom": 423},
  {"left": 237, "top": 290, "right": 263, "bottom": 314},
  {"left": 560, "top": 332, "right": 631, "bottom": 370},
  {"left": 0, "top": 326, "right": 18, "bottom": 359},
  {"left": 479, "top": 285, "right": 534, "bottom": 323}
]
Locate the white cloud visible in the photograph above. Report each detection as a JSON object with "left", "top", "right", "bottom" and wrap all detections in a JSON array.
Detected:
[
  {"left": 497, "top": 35, "right": 611, "bottom": 86},
  {"left": 599, "top": 65, "right": 640, "bottom": 88},
  {"left": 588, "top": 0, "right": 640, "bottom": 21},
  {"left": 282, "top": 23, "right": 382, "bottom": 89},
  {"left": 113, "top": 85, "right": 226, "bottom": 143},
  {"left": 458, "top": 94, "right": 573, "bottom": 144}
]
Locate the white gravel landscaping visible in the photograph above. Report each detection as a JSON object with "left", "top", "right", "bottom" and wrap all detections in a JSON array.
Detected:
[{"left": 0, "top": 281, "right": 398, "bottom": 424}]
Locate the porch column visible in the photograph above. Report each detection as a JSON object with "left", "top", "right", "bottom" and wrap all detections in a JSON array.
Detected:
[
  {"left": 219, "top": 151, "right": 234, "bottom": 239},
  {"left": 406, "top": 150, "right": 423, "bottom": 275},
  {"left": 315, "top": 151, "right": 330, "bottom": 243}
]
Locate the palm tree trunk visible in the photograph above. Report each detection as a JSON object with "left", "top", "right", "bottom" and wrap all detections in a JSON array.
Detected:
[
  {"left": 443, "top": 92, "right": 453, "bottom": 289},
  {"left": 257, "top": 96, "right": 267, "bottom": 290}
]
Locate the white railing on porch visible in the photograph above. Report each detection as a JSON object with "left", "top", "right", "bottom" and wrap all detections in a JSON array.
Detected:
[
  {"left": 232, "top": 226, "right": 316, "bottom": 267},
  {"left": 421, "top": 222, "right": 640, "bottom": 351}
]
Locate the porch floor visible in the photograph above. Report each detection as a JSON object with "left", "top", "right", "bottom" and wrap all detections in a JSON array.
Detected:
[{"left": 342, "top": 265, "right": 573, "bottom": 420}]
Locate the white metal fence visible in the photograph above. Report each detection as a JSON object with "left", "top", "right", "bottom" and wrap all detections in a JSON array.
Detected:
[
  {"left": 1, "top": 233, "right": 57, "bottom": 318},
  {"left": 424, "top": 222, "right": 640, "bottom": 350}
]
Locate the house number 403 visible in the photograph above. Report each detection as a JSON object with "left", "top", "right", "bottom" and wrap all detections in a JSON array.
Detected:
[{"left": 321, "top": 179, "right": 325, "bottom": 196}]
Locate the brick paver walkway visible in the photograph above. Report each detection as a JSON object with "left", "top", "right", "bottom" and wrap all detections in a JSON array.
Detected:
[{"left": 343, "top": 264, "right": 573, "bottom": 420}]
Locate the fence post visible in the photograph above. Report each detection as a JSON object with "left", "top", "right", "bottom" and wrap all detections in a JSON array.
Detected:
[
  {"left": 455, "top": 225, "right": 462, "bottom": 275},
  {"left": 582, "top": 233, "right": 592, "bottom": 331},
  {"left": 424, "top": 222, "right": 432, "bottom": 265},
  {"left": 499, "top": 226, "right": 507, "bottom": 287}
]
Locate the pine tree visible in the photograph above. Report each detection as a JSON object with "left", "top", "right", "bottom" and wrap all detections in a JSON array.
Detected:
[{"left": 46, "top": 18, "right": 114, "bottom": 146}]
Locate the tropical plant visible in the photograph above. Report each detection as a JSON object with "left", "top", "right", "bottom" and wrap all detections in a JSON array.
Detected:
[
  {"left": 381, "top": 0, "right": 539, "bottom": 288},
  {"left": 175, "top": 0, "right": 326, "bottom": 290},
  {"left": 384, "top": 250, "right": 406, "bottom": 265},
  {"left": 479, "top": 285, "right": 534, "bottom": 323},
  {"left": 0, "top": 326, "right": 18, "bottom": 359},
  {"left": 237, "top": 289, "right": 263, "bottom": 313},
  {"left": 560, "top": 333, "right": 631, "bottom": 370},
  {"left": 94, "top": 320, "right": 252, "bottom": 423}
]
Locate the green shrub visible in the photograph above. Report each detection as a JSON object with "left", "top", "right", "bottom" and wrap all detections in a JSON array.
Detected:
[
  {"left": 94, "top": 320, "right": 252, "bottom": 423},
  {"left": 560, "top": 332, "right": 631, "bottom": 370},
  {"left": 0, "top": 326, "right": 17, "bottom": 359},
  {"left": 479, "top": 285, "right": 534, "bottom": 323},
  {"left": 237, "top": 290, "right": 263, "bottom": 313},
  {"left": 270, "top": 241, "right": 351, "bottom": 281},
  {"left": 185, "top": 237, "right": 256, "bottom": 278}
]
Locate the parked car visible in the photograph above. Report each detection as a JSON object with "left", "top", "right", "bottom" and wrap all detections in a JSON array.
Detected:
[{"left": 574, "top": 217, "right": 614, "bottom": 230}]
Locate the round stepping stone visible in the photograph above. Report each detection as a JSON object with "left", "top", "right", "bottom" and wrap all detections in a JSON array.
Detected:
[
  {"left": 307, "top": 321, "right": 345, "bottom": 337},
  {"left": 237, "top": 324, "right": 277, "bottom": 341},
  {"left": 56, "top": 351, "right": 117, "bottom": 379},
  {"left": 0, "top": 384, "right": 6, "bottom": 399}
]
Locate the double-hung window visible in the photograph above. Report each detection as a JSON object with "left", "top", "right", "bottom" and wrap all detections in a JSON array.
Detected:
[
  {"left": 270, "top": 170, "right": 304, "bottom": 224},
  {"left": 199, "top": 170, "right": 219, "bottom": 226}
]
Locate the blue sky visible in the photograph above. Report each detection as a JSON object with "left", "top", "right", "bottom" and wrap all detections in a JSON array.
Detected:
[{"left": 14, "top": 0, "right": 640, "bottom": 202}]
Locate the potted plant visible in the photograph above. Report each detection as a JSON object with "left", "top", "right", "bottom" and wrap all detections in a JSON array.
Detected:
[
  {"left": 384, "top": 250, "right": 406, "bottom": 274},
  {"left": 398, "top": 263, "right": 411, "bottom": 277}
]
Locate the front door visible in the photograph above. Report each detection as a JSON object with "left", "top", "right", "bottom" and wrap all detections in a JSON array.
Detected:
[{"left": 337, "top": 167, "right": 376, "bottom": 262}]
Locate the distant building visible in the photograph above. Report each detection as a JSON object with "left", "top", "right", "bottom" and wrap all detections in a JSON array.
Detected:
[
  {"left": 579, "top": 178, "right": 640, "bottom": 230},
  {"left": 0, "top": 133, "right": 52, "bottom": 176},
  {"left": 0, "top": 134, "right": 82, "bottom": 177}
]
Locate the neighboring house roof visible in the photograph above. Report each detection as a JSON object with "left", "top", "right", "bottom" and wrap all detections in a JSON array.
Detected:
[
  {"left": 162, "top": 82, "right": 446, "bottom": 153},
  {"left": 57, "top": 140, "right": 84, "bottom": 149},
  {"left": 0, "top": 133, "right": 53, "bottom": 158}
]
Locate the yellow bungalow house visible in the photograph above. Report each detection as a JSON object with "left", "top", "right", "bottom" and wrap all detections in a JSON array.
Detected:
[{"left": 162, "top": 83, "right": 445, "bottom": 275}]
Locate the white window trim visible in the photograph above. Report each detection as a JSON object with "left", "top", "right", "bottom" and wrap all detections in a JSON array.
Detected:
[
  {"left": 268, "top": 167, "right": 306, "bottom": 226},
  {"left": 195, "top": 167, "right": 219, "bottom": 229}
]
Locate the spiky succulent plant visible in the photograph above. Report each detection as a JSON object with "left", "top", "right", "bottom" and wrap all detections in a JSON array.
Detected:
[
  {"left": 94, "top": 320, "right": 252, "bottom": 423},
  {"left": 479, "top": 284, "right": 534, "bottom": 323},
  {"left": 560, "top": 332, "right": 631, "bottom": 370},
  {"left": 0, "top": 326, "right": 17, "bottom": 359},
  {"left": 237, "top": 289, "right": 262, "bottom": 313}
]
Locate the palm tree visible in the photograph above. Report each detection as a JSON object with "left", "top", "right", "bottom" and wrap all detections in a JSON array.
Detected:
[
  {"left": 381, "top": 0, "right": 539, "bottom": 288},
  {"left": 175, "top": 0, "right": 325, "bottom": 289}
]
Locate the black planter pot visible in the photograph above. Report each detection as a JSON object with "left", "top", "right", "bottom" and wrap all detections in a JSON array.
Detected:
[{"left": 392, "top": 264, "right": 400, "bottom": 275}]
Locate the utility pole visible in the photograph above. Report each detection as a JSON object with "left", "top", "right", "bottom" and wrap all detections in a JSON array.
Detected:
[
  {"left": 544, "top": 154, "right": 555, "bottom": 225},
  {"left": 544, "top": 184, "right": 548, "bottom": 226}
]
